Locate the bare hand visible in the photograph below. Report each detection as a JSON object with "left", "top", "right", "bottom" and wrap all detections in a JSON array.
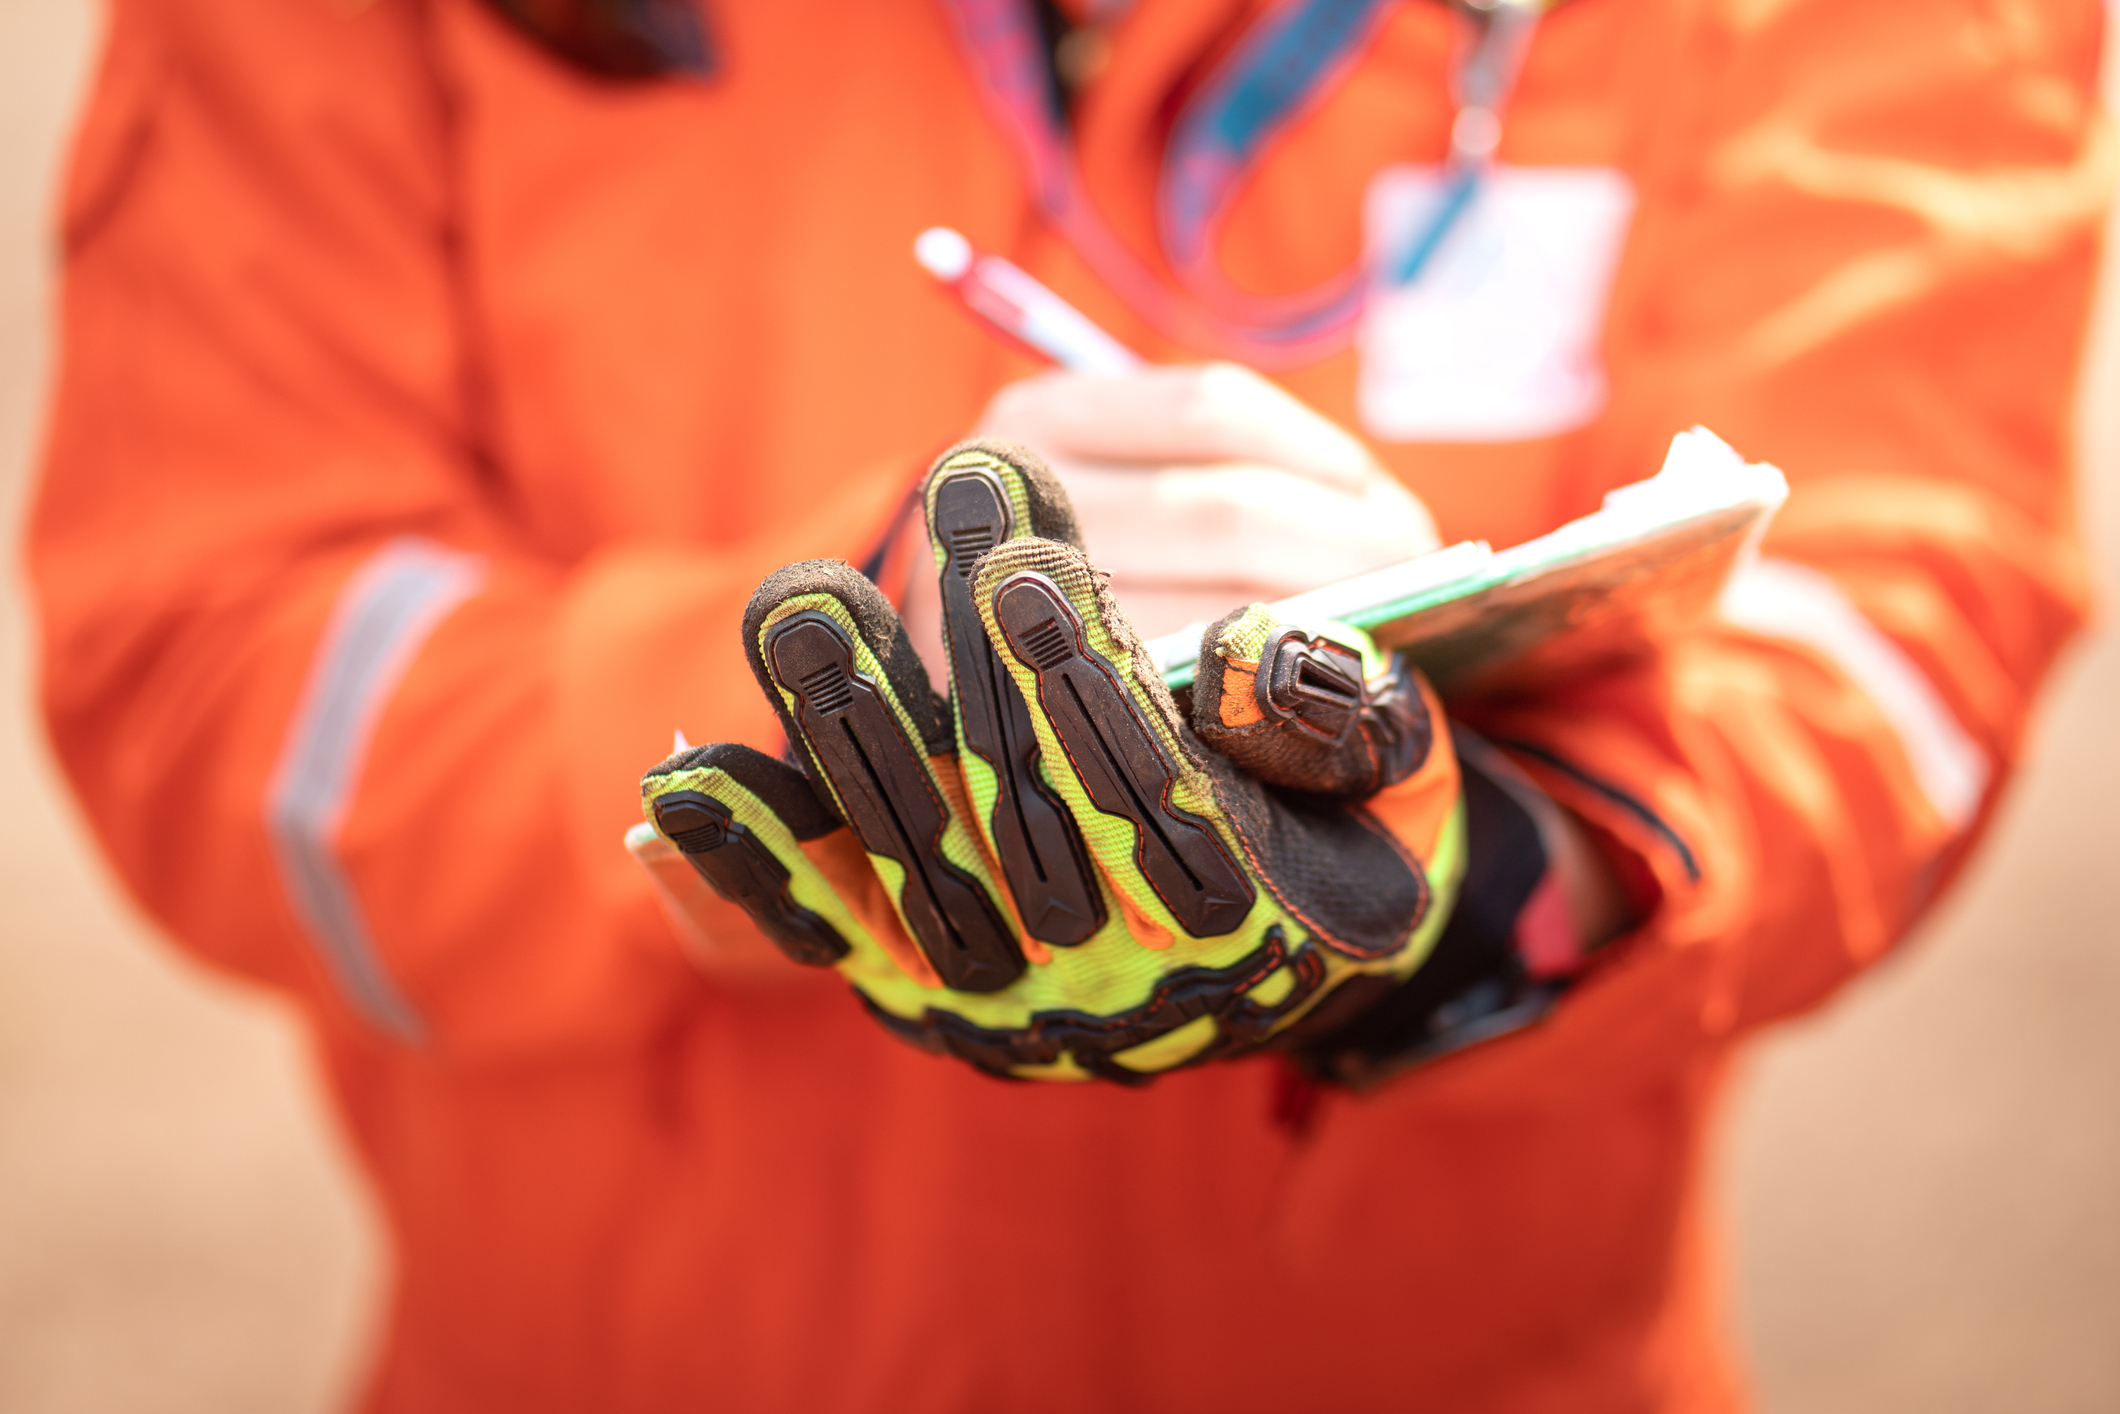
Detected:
[{"left": 899, "top": 363, "right": 1439, "bottom": 683}]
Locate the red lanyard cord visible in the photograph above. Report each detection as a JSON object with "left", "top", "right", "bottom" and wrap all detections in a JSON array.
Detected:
[{"left": 940, "top": 0, "right": 1547, "bottom": 367}]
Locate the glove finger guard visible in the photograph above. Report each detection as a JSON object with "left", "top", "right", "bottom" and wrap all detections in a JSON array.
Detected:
[
  {"left": 746, "top": 561, "right": 1026, "bottom": 994},
  {"left": 1190, "top": 602, "right": 1436, "bottom": 798},
  {"left": 925, "top": 444, "right": 1106, "bottom": 947}
]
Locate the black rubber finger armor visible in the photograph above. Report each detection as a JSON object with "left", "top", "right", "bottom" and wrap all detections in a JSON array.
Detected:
[
  {"left": 650, "top": 788, "right": 850, "bottom": 967},
  {"left": 1192, "top": 614, "right": 1434, "bottom": 799},
  {"left": 763, "top": 607, "right": 1026, "bottom": 993},
  {"left": 930, "top": 458, "right": 1105, "bottom": 947},
  {"left": 990, "top": 570, "right": 1256, "bottom": 938}
]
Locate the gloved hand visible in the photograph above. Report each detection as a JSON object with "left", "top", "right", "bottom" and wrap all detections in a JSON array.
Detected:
[{"left": 638, "top": 442, "right": 1466, "bottom": 1083}]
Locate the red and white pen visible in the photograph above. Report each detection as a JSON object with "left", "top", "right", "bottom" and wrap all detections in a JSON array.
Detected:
[{"left": 913, "top": 226, "right": 1142, "bottom": 375}]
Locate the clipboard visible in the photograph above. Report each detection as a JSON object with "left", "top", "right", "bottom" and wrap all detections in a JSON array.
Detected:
[{"left": 1145, "top": 427, "right": 1789, "bottom": 696}]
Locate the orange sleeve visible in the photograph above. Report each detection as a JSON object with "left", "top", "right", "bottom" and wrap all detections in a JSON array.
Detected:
[
  {"left": 1469, "top": 0, "right": 2106, "bottom": 1034},
  {"left": 26, "top": 0, "right": 897, "bottom": 1059}
]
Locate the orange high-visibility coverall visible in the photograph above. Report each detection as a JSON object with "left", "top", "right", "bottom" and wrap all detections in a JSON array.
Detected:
[{"left": 29, "top": 0, "right": 2107, "bottom": 1407}]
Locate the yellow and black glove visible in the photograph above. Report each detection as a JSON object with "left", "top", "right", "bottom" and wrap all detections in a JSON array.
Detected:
[{"left": 639, "top": 442, "right": 1471, "bottom": 1082}]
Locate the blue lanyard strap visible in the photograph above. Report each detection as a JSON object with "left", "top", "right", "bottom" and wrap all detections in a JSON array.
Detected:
[
  {"left": 1158, "top": 0, "right": 1400, "bottom": 345},
  {"left": 939, "top": 0, "right": 1543, "bottom": 365},
  {"left": 1387, "top": 0, "right": 1541, "bottom": 285}
]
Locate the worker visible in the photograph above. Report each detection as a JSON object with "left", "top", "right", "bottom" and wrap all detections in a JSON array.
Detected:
[{"left": 28, "top": 0, "right": 2107, "bottom": 1408}]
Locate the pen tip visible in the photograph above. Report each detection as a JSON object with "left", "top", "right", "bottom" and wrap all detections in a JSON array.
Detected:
[
  {"left": 673, "top": 729, "right": 692, "bottom": 752},
  {"left": 914, "top": 226, "right": 973, "bottom": 282}
]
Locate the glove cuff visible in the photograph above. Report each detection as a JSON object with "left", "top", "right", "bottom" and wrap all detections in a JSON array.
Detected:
[{"left": 1282, "top": 728, "right": 1592, "bottom": 1089}]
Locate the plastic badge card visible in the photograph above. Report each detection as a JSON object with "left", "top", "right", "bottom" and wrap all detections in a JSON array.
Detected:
[{"left": 1146, "top": 427, "right": 1789, "bottom": 697}]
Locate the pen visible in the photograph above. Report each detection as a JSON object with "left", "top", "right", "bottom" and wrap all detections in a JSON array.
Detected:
[{"left": 913, "top": 226, "right": 1142, "bottom": 375}]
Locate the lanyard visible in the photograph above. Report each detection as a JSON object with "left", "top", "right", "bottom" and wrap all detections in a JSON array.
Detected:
[{"left": 939, "top": 0, "right": 1545, "bottom": 367}]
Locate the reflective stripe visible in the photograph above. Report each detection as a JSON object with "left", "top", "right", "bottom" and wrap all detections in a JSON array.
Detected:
[
  {"left": 1720, "top": 557, "right": 1987, "bottom": 830},
  {"left": 264, "top": 537, "right": 483, "bottom": 1040}
]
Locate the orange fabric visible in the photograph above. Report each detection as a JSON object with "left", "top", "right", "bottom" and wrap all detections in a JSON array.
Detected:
[
  {"left": 1216, "top": 660, "right": 1265, "bottom": 725},
  {"left": 26, "top": 0, "right": 2104, "bottom": 1409},
  {"left": 1366, "top": 674, "right": 1461, "bottom": 861},
  {"left": 1112, "top": 884, "right": 1178, "bottom": 950}
]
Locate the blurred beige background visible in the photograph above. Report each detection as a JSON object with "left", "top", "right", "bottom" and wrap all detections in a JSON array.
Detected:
[{"left": 1, "top": 2, "right": 2115, "bottom": 1410}]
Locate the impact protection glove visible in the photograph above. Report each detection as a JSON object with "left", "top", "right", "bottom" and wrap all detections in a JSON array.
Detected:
[{"left": 638, "top": 442, "right": 1468, "bottom": 1083}]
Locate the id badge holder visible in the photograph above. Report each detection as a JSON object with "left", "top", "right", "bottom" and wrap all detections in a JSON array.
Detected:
[{"left": 1359, "top": 165, "right": 1635, "bottom": 444}]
